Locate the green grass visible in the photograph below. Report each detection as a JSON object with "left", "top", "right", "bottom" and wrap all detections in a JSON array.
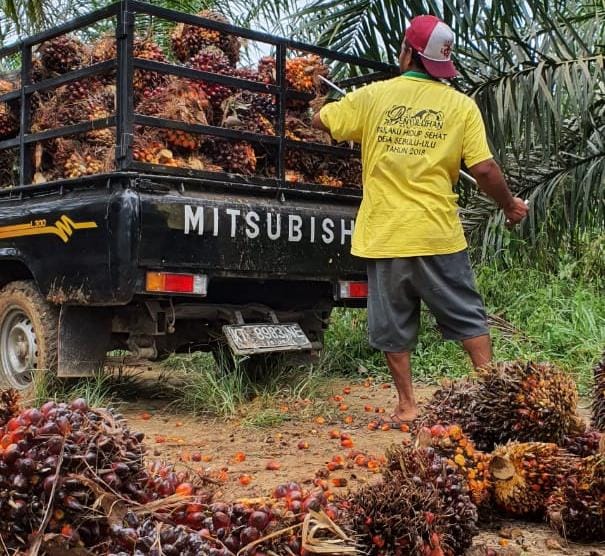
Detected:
[
  {"left": 30, "top": 367, "right": 162, "bottom": 408},
  {"left": 162, "top": 351, "right": 333, "bottom": 417},
  {"left": 322, "top": 259, "right": 605, "bottom": 392},
  {"left": 32, "top": 372, "right": 116, "bottom": 408}
]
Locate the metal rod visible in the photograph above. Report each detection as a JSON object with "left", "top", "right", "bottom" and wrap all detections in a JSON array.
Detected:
[
  {"left": 129, "top": 0, "right": 395, "bottom": 72},
  {"left": 133, "top": 58, "right": 279, "bottom": 95},
  {"left": 26, "top": 60, "right": 116, "bottom": 94},
  {"left": 284, "top": 138, "right": 358, "bottom": 158},
  {"left": 276, "top": 43, "right": 287, "bottom": 184},
  {"left": 318, "top": 75, "right": 347, "bottom": 96},
  {"left": 0, "top": 3, "right": 119, "bottom": 57},
  {"left": 134, "top": 115, "right": 280, "bottom": 145},
  {"left": 116, "top": 0, "right": 134, "bottom": 171},
  {"left": 0, "top": 90, "right": 21, "bottom": 104},
  {"left": 460, "top": 170, "right": 477, "bottom": 184},
  {"left": 336, "top": 71, "right": 395, "bottom": 88},
  {"left": 19, "top": 44, "right": 32, "bottom": 186},
  {"left": 23, "top": 117, "right": 117, "bottom": 144}
]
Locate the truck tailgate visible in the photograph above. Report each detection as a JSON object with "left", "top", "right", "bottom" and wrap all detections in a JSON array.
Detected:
[{"left": 138, "top": 189, "right": 364, "bottom": 280}]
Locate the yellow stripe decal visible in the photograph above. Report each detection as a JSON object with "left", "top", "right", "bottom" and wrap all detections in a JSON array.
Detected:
[{"left": 0, "top": 215, "right": 98, "bottom": 243}]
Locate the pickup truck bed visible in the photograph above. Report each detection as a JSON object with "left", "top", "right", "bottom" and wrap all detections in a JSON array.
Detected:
[{"left": 0, "top": 0, "right": 395, "bottom": 390}]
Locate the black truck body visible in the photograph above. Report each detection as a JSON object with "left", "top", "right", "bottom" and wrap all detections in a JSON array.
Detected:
[{"left": 0, "top": 1, "right": 396, "bottom": 388}]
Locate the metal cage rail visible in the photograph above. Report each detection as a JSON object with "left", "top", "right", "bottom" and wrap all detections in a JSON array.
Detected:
[{"left": 0, "top": 0, "right": 398, "bottom": 194}]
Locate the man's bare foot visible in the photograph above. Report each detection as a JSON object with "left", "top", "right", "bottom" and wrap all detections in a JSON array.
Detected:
[{"left": 391, "top": 406, "right": 419, "bottom": 423}]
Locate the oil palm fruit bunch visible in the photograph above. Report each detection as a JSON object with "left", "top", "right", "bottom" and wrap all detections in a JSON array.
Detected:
[
  {"left": 375, "top": 444, "right": 479, "bottom": 555},
  {"left": 189, "top": 47, "right": 235, "bottom": 114},
  {"left": 132, "top": 40, "right": 169, "bottom": 103},
  {"left": 0, "top": 102, "right": 18, "bottom": 139},
  {"left": 326, "top": 156, "right": 362, "bottom": 188},
  {"left": 188, "top": 500, "right": 278, "bottom": 555},
  {"left": 250, "top": 92, "right": 278, "bottom": 122},
  {"left": 175, "top": 153, "right": 223, "bottom": 173},
  {"left": 171, "top": 10, "right": 240, "bottom": 66},
  {"left": 0, "top": 148, "right": 17, "bottom": 187},
  {"left": 561, "top": 429, "right": 603, "bottom": 457},
  {"left": 546, "top": 452, "right": 605, "bottom": 541},
  {"left": 315, "top": 172, "right": 343, "bottom": 188},
  {"left": 343, "top": 477, "right": 445, "bottom": 555},
  {"left": 32, "top": 85, "right": 114, "bottom": 133},
  {"left": 137, "top": 78, "right": 209, "bottom": 151},
  {"left": 108, "top": 513, "right": 218, "bottom": 555},
  {"left": 37, "top": 34, "right": 87, "bottom": 74},
  {"left": 285, "top": 115, "right": 331, "bottom": 176},
  {"left": 233, "top": 66, "right": 260, "bottom": 82},
  {"left": 90, "top": 35, "right": 117, "bottom": 79},
  {"left": 416, "top": 424, "right": 492, "bottom": 507},
  {"left": 64, "top": 76, "right": 104, "bottom": 101},
  {"left": 132, "top": 133, "right": 180, "bottom": 168},
  {"left": 91, "top": 36, "right": 168, "bottom": 102},
  {"left": 285, "top": 170, "right": 306, "bottom": 183},
  {"left": 0, "top": 79, "right": 19, "bottom": 126},
  {"left": 414, "top": 379, "right": 477, "bottom": 436},
  {"left": 0, "top": 389, "right": 19, "bottom": 426},
  {"left": 420, "top": 362, "right": 580, "bottom": 451},
  {"left": 592, "top": 351, "right": 605, "bottom": 430},
  {"left": 258, "top": 56, "right": 276, "bottom": 84},
  {"left": 84, "top": 102, "right": 115, "bottom": 147},
  {"left": 221, "top": 92, "right": 276, "bottom": 136},
  {"left": 286, "top": 54, "right": 329, "bottom": 94},
  {"left": 0, "top": 396, "right": 146, "bottom": 551},
  {"left": 140, "top": 460, "right": 213, "bottom": 506},
  {"left": 489, "top": 442, "right": 578, "bottom": 517},
  {"left": 63, "top": 152, "right": 104, "bottom": 179},
  {"left": 205, "top": 139, "right": 256, "bottom": 175},
  {"left": 0, "top": 78, "right": 15, "bottom": 94},
  {"left": 63, "top": 148, "right": 109, "bottom": 178}
]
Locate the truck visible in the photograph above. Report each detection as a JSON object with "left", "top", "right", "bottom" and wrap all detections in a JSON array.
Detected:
[{"left": 0, "top": 0, "right": 397, "bottom": 390}]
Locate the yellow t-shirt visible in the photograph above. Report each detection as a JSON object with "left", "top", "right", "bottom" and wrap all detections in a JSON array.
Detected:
[{"left": 320, "top": 72, "right": 493, "bottom": 258}]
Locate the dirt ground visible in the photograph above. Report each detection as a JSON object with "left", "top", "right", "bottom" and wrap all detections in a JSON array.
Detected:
[{"left": 118, "top": 376, "right": 604, "bottom": 556}]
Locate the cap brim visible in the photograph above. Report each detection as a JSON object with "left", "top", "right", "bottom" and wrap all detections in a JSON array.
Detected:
[{"left": 420, "top": 56, "right": 458, "bottom": 79}]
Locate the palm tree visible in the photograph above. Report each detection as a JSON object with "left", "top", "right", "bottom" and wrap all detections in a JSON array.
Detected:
[{"left": 284, "top": 0, "right": 605, "bottom": 262}]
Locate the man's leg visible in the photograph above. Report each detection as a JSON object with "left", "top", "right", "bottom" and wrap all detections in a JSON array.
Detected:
[
  {"left": 415, "top": 251, "right": 491, "bottom": 371},
  {"left": 385, "top": 351, "right": 419, "bottom": 422},
  {"left": 462, "top": 334, "right": 492, "bottom": 369},
  {"left": 366, "top": 258, "right": 421, "bottom": 423}
]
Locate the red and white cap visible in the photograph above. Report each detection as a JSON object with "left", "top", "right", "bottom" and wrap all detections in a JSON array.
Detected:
[{"left": 404, "top": 15, "right": 457, "bottom": 79}]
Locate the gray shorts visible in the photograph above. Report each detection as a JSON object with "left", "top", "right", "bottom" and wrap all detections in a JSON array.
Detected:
[{"left": 367, "top": 250, "right": 489, "bottom": 352}]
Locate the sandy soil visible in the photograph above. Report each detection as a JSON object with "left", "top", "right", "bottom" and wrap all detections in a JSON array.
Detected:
[{"left": 117, "top": 376, "right": 604, "bottom": 556}]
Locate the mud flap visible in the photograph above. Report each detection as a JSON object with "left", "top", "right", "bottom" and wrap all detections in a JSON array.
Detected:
[{"left": 58, "top": 306, "right": 112, "bottom": 377}]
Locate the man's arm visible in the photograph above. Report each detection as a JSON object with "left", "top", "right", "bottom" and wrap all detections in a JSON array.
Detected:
[
  {"left": 468, "top": 159, "right": 528, "bottom": 225},
  {"left": 312, "top": 112, "right": 330, "bottom": 133}
]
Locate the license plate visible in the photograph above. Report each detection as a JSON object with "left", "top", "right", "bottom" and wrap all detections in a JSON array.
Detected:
[{"left": 223, "top": 323, "right": 312, "bottom": 355}]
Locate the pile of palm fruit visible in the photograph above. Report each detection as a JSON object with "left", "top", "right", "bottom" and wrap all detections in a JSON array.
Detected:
[
  {"left": 0, "top": 10, "right": 361, "bottom": 189},
  {"left": 412, "top": 358, "right": 605, "bottom": 547},
  {"left": 2, "top": 356, "right": 605, "bottom": 554},
  {"left": 0, "top": 387, "right": 478, "bottom": 555}
]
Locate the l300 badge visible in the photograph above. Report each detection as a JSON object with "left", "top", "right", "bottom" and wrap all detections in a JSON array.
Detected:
[{"left": 0, "top": 215, "right": 98, "bottom": 243}]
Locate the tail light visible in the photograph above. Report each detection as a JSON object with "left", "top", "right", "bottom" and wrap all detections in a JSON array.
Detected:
[
  {"left": 146, "top": 272, "right": 208, "bottom": 295},
  {"left": 336, "top": 280, "right": 368, "bottom": 300}
]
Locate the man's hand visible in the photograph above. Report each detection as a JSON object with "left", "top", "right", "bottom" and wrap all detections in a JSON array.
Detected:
[
  {"left": 469, "top": 160, "right": 528, "bottom": 226},
  {"left": 504, "top": 197, "right": 529, "bottom": 226},
  {"left": 312, "top": 111, "right": 330, "bottom": 133}
]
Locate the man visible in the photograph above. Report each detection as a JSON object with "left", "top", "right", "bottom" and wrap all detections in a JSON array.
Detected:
[{"left": 312, "top": 15, "right": 528, "bottom": 424}]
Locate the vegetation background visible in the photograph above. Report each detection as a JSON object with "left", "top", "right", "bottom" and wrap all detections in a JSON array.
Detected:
[{"left": 1, "top": 0, "right": 602, "bottom": 408}]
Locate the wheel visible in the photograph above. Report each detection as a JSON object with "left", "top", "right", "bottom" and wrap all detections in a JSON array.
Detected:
[{"left": 0, "top": 281, "right": 59, "bottom": 390}]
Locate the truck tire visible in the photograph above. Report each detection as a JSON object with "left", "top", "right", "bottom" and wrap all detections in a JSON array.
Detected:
[{"left": 0, "top": 280, "right": 59, "bottom": 390}]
